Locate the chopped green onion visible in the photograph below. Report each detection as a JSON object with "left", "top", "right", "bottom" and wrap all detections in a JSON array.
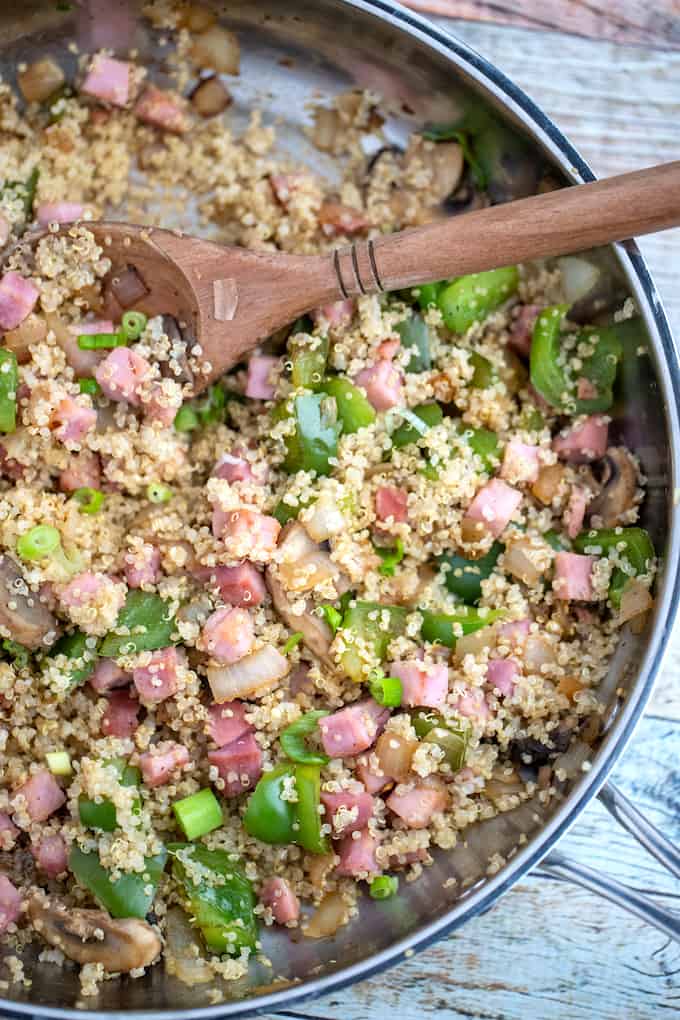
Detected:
[
  {"left": 0, "top": 350, "right": 19, "bottom": 434},
  {"left": 17, "top": 524, "right": 61, "bottom": 562},
  {"left": 280, "top": 710, "right": 330, "bottom": 765},
  {"left": 319, "top": 604, "right": 343, "bottom": 634},
  {"left": 369, "top": 673, "right": 402, "bottom": 707},
  {"left": 369, "top": 875, "right": 399, "bottom": 900},
  {"left": 147, "top": 482, "right": 173, "bottom": 504},
  {"left": 77, "top": 332, "right": 127, "bottom": 350},
  {"left": 78, "top": 377, "right": 100, "bottom": 396},
  {"left": 322, "top": 377, "right": 376, "bottom": 435},
  {"left": 46, "top": 751, "right": 72, "bottom": 776},
  {"left": 283, "top": 631, "right": 303, "bottom": 654},
  {"left": 173, "top": 405, "right": 199, "bottom": 432},
  {"left": 120, "top": 311, "right": 147, "bottom": 341},
  {"left": 173, "top": 788, "right": 223, "bottom": 840},
  {"left": 375, "top": 538, "right": 405, "bottom": 577},
  {"left": 72, "top": 487, "right": 105, "bottom": 515},
  {"left": 2, "top": 639, "right": 30, "bottom": 668}
]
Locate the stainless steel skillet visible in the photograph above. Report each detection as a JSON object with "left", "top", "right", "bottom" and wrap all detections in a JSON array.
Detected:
[{"left": 0, "top": 0, "right": 679, "bottom": 1015}]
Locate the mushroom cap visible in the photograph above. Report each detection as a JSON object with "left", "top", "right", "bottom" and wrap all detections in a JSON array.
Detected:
[
  {"left": 0, "top": 554, "right": 59, "bottom": 650},
  {"left": 588, "top": 446, "right": 638, "bottom": 527}
]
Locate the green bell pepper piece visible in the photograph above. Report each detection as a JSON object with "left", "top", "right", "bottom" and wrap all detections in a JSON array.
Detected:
[
  {"left": 243, "top": 764, "right": 297, "bottom": 844},
  {"left": 411, "top": 709, "right": 470, "bottom": 770},
  {"left": 69, "top": 844, "right": 166, "bottom": 919},
  {"left": 323, "top": 377, "right": 376, "bottom": 434},
  {"left": 45, "top": 629, "right": 98, "bottom": 690},
  {"left": 412, "top": 281, "right": 444, "bottom": 310},
  {"left": 454, "top": 422, "right": 501, "bottom": 472},
  {"left": 391, "top": 402, "right": 443, "bottom": 449},
  {"left": 573, "top": 527, "right": 654, "bottom": 608},
  {"left": 99, "top": 591, "right": 176, "bottom": 657},
  {"left": 395, "top": 313, "right": 431, "bottom": 372},
  {"left": 276, "top": 393, "right": 341, "bottom": 475},
  {"left": 468, "top": 351, "right": 496, "bottom": 389},
  {"left": 0, "top": 350, "right": 19, "bottom": 434},
  {"left": 438, "top": 541, "right": 503, "bottom": 604},
  {"left": 437, "top": 267, "right": 519, "bottom": 334},
  {"left": 420, "top": 608, "right": 504, "bottom": 648},
  {"left": 294, "top": 763, "right": 329, "bottom": 854},
  {"left": 289, "top": 333, "right": 328, "bottom": 391},
  {"left": 280, "top": 710, "right": 330, "bottom": 765},
  {"left": 169, "top": 844, "right": 257, "bottom": 956},
  {"left": 338, "top": 600, "right": 408, "bottom": 680},
  {"left": 79, "top": 758, "right": 141, "bottom": 831}
]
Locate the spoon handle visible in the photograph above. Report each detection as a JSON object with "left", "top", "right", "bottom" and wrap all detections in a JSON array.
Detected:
[{"left": 331, "top": 161, "right": 680, "bottom": 298}]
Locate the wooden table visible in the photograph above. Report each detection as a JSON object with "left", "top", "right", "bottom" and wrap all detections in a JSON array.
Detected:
[{"left": 264, "top": 16, "right": 680, "bottom": 1019}]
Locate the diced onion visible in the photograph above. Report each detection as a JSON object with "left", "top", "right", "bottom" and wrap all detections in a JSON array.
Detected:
[
  {"left": 376, "top": 731, "right": 416, "bottom": 782},
  {"left": 304, "top": 891, "right": 349, "bottom": 939},
  {"left": 190, "top": 75, "right": 232, "bottom": 117},
  {"left": 503, "top": 540, "right": 544, "bottom": 586},
  {"left": 191, "top": 25, "right": 240, "bottom": 75},
  {"left": 311, "top": 107, "right": 340, "bottom": 152},
  {"left": 207, "top": 644, "right": 289, "bottom": 702},
  {"left": 531, "top": 464, "right": 566, "bottom": 505},
  {"left": 277, "top": 522, "right": 339, "bottom": 593},
  {"left": 3, "top": 313, "right": 47, "bottom": 363},
  {"left": 165, "top": 908, "right": 212, "bottom": 986},
  {"left": 523, "top": 633, "right": 557, "bottom": 671},
  {"left": 618, "top": 577, "right": 653, "bottom": 626},
  {"left": 18, "top": 58, "right": 65, "bottom": 103},
  {"left": 301, "top": 492, "right": 345, "bottom": 543},
  {"left": 178, "top": 4, "right": 217, "bottom": 31},
  {"left": 557, "top": 256, "right": 601, "bottom": 305},
  {"left": 454, "top": 624, "right": 497, "bottom": 661}
]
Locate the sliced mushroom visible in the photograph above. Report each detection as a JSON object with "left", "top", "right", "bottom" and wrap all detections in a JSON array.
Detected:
[
  {"left": 403, "top": 135, "right": 465, "bottom": 205},
  {"left": 189, "top": 75, "right": 232, "bottom": 118},
  {"left": 0, "top": 555, "right": 59, "bottom": 650},
  {"left": 265, "top": 567, "right": 334, "bottom": 669},
  {"left": 28, "top": 897, "right": 161, "bottom": 972},
  {"left": 276, "top": 521, "right": 342, "bottom": 594},
  {"left": 588, "top": 447, "right": 638, "bottom": 527},
  {"left": 444, "top": 168, "right": 491, "bottom": 215}
]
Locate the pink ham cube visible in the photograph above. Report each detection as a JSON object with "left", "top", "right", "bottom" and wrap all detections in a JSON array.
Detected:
[
  {"left": 245, "top": 355, "right": 280, "bottom": 400},
  {"left": 454, "top": 685, "right": 490, "bottom": 724},
  {"left": 375, "top": 486, "right": 408, "bottom": 524},
  {"left": 260, "top": 876, "right": 300, "bottom": 925},
  {"left": 464, "top": 478, "right": 522, "bottom": 540},
  {"left": 14, "top": 770, "right": 65, "bottom": 823},
  {"left": 81, "top": 55, "right": 131, "bottom": 107},
  {"left": 94, "top": 347, "right": 152, "bottom": 405},
  {"left": 0, "top": 272, "right": 39, "bottom": 330},
  {"left": 51, "top": 396, "right": 97, "bottom": 445},
  {"left": 318, "top": 699, "right": 389, "bottom": 758},
  {"left": 58, "top": 572, "right": 122, "bottom": 612},
  {"left": 497, "top": 618, "right": 531, "bottom": 647},
  {"left": 386, "top": 782, "right": 448, "bottom": 829},
  {"left": 553, "top": 552, "right": 597, "bottom": 601},
  {"left": 200, "top": 607, "right": 254, "bottom": 664},
  {"left": 353, "top": 359, "right": 403, "bottom": 411},
  {"left": 36, "top": 202, "right": 84, "bottom": 226},
  {"left": 500, "top": 440, "right": 540, "bottom": 485},
  {"left": 321, "top": 790, "right": 374, "bottom": 835},
  {"left": 89, "top": 658, "right": 130, "bottom": 693},
  {"left": 319, "top": 202, "right": 370, "bottom": 238},
  {"left": 132, "top": 647, "right": 180, "bottom": 705},
  {"left": 58, "top": 451, "right": 101, "bottom": 493},
  {"left": 142, "top": 383, "right": 182, "bottom": 427},
  {"left": 0, "top": 875, "right": 22, "bottom": 934},
  {"left": 564, "top": 485, "right": 588, "bottom": 539},
  {"left": 486, "top": 658, "right": 518, "bottom": 698},
  {"left": 335, "top": 827, "right": 379, "bottom": 876},
  {"left": 101, "top": 688, "right": 139, "bottom": 738},
  {"left": 134, "top": 85, "right": 188, "bottom": 133},
  {"left": 508, "top": 304, "right": 541, "bottom": 357},
  {"left": 31, "top": 834, "right": 68, "bottom": 878},
  {"left": 389, "top": 661, "right": 449, "bottom": 709},
  {"left": 206, "top": 701, "right": 252, "bottom": 746},
  {"left": 269, "top": 173, "right": 306, "bottom": 207},
  {"left": 214, "top": 508, "right": 281, "bottom": 562},
  {"left": 355, "top": 761, "right": 391, "bottom": 795},
  {"left": 198, "top": 562, "right": 267, "bottom": 607},
  {"left": 208, "top": 732, "right": 262, "bottom": 797},
  {"left": 312, "top": 299, "right": 354, "bottom": 330},
  {"left": 139, "top": 741, "right": 190, "bottom": 788},
  {"left": 124, "top": 544, "right": 161, "bottom": 589},
  {"left": 552, "top": 415, "right": 608, "bottom": 463},
  {"left": 213, "top": 454, "right": 256, "bottom": 484}
]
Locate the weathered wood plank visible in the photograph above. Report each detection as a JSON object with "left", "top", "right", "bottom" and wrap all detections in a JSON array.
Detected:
[{"left": 403, "top": 0, "right": 680, "bottom": 51}]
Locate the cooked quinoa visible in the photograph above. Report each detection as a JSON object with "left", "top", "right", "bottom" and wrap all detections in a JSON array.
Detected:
[{"left": 0, "top": 2, "right": 657, "bottom": 997}]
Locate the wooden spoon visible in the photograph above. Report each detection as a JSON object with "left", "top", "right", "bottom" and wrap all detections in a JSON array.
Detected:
[{"left": 42, "top": 161, "right": 680, "bottom": 392}]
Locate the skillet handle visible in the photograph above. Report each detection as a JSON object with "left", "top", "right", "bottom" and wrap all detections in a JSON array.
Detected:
[{"left": 537, "top": 781, "right": 680, "bottom": 942}]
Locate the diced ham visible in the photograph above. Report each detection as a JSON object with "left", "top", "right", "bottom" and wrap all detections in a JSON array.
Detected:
[
  {"left": 321, "top": 790, "right": 374, "bottom": 834},
  {"left": 132, "top": 647, "right": 180, "bottom": 705},
  {"left": 134, "top": 84, "right": 188, "bottom": 133},
  {"left": 36, "top": 202, "right": 84, "bottom": 226},
  {"left": 51, "top": 396, "right": 97, "bottom": 445},
  {"left": 81, "top": 55, "right": 131, "bottom": 107},
  {"left": 213, "top": 454, "right": 256, "bottom": 484},
  {"left": 500, "top": 441, "right": 540, "bottom": 485},
  {"left": 564, "top": 485, "right": 588, "bottom": 539},
  {"left": 197, "top": 562, "right": 267, "bottom": 607},
  {"left": 200, "top": 607, "right": 254, "bottom": 664},
  {"left": 508, "top": 304, "right": 541, "bottom": 357},
  {"left": 375, "top": 486, "right": 408, "bottom": 524},
  {"left": 58, "top": 572, "right": 124, "bottom": 615},
  {"left": 208, "top": 732, "right": 262, "bottom": 797},
  {"left": 245, "top": 355, "right": 279, "bottom": 400},
  {"left": 486, "top": 658, "right": 519, "bottom": 698},
  {"left": 76, "top": 318, "right": 115, "bottom": 336},
  {"left": 31, "top": 834, "right": 68, "bottom": 878},
  {"left": 269, "top": 173, "right": 306, "bottom": 207},
  {"left": 213, "top": 507, "right": 281, "bottom": 562},
  {"left": 142, "top": 382, "right": 182, "bottom": 427},
  {"left": 389, "top": 661, "right": 448, "bottom": 709},
  {"left": 319, "top": 699, "right": 389, "bottom": 758},
  {"left": 386, "top": 782, "right": 448, "bottom": 829},
  {"left": 318, "top": 202, "right": 370, "bottom": 238},
  {"left": 312, "top": 299, "right": 354, "bottom": 330},
  {"left": 354, "top": 359, "right": 403, "bottom": 411},
  {"left": 497, "top": 618, "right": 531, "bottom": 647},
  {"left": 553, "top": 551, "right": 597, "bottom": 601},
  {"left": 124, "top": 543, "right": 161, "bottom": 589},
  {"left": 377, "top": 338, "right": 400, "bottom": 361},
  {"left": 0, "top": 272, "right": 39, "bottom": 330},
  {"left": 89, "top": 658, "right": 130, "bottom": 693},
  {"left": 0, "top": 812, "right": 19, "bottom": 850},
  {"left": 206, "top": 701, "right": 252, "bottom": 746},
  {"left": 260, "top": 876, "right": 300, "bottom": 925},
  {"left": 0, "top": 875, "right": 22, "bottom": 934},
  {"left": 355, "top": 761, "right": 391, "bottom": 795},
  {"left": 335, "top": 827, "right": 379, "bottom": 876},
  {"left": 552, "top": 415, "right": 608, "bottom": 463},
  {"left": 58, "top": 450, "right": 101, "bottom": 493},
  {"left": 454, "top": 685, "right": 490, "bottom": 723},
  {"left": 101, "top": 688, "right": 139, "bottom": 738},
  {"left": 139, "top": 741, "right": 190, "bottom": 788},
  {"left": 464, "top": 478, "right": 522, "bottom": 540},
  {"left": 94, "top": 347, "right": 152, "bottom": 405},
  {"left": 13, "top": 770, "right": 65, "bottom": 823}
]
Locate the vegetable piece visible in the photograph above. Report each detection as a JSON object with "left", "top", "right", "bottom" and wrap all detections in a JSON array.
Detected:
[
  {"left": 407, "top": 282, "right": 444, "bottom": 310},
  {"left": 72, "top": 487, "right": 105, "bottom": 515},
  {"left": 468, "top": 351, "right": 496, "bottom": 389},
  {"left": 18, "top": 58, "right": 65, "bottom": 103},
  {"left": 282, "top": 631, "right": 303, "bottom": 654},
  {"left": 337, "top": 600, "right": 408, "bottom": 680},
  {"left": 0, "top": 555, "right": 58, "bottom": 650},
  {"left": 146, "top": 482, "right": 173, "bottom": 504},
  {"left": 391, "top": 402, "right": 443, "bottom": 449},
  {"left": 280, "top": 710, "right": 330, "bottom": 765},
  {"left": 1, "top": 167, "right": 39, "bottom": 220},
  {"left": 190, "top": 74, "right": 232, "bottom": 117},
  {"left": 243, "top": 763, "right": 328, "bottom": 854},
  {"left": 79, "top": 759, "right": 140, "bottom": 831},
  {"left": 207, "top": 644, "right": 289, "bottom": 702},
  {"left": 0, "top": 350, "right": 19, "bottom": 433},
  {"left": 369, "top": 673, "right": 403, "bottom": 707},
  {"left": 120, "top": 311, "right": 147, "bottom": 341},
  {"left": 573, "top": 527, "right": 655, "bottom": 608},
  {"left": 437, "top": 267, "right": 519, "bottom": 334},
  {"left": 411, "top": 710, "right": 470, "bottom": 770},
  {"left": 455, "top": 422, "right": 501, "bottom": 472},
  {"left": 421, "top": 124, "right": 487, "bottom": 188},
  {"left": 438, "top": 541, "right": 503, "bottom": 604},
  {"left": 190, "top": 24, "right": 240, "bottom": 75},
  {"left": 78, "top": 378, "right": 101, "bottom": 396},
  {"left": 17, "top": 525, "right": 81, "bottom": 577},
  {"left": 169, "top": 844, "right": 257, "bottom": 957},
  {"left": 47, "top": 630, "right": 98, "bottom": 690},
  {"left": 369, "top": 875, "right": 399, "bottom": 900},
  {"left": 289, "top": 333, "right": 328, "bottom": 390},
  {"left": 276, "top": 394, "right": 341, "bottom": 475},
  {"left": 320, "top": 604, "right": 343, "bottom": 634},
  {"left": 69, "top": 845, "right": 167, "bottom": 920},
  {"left": 173, "top": 405, "right": 199, "bottom": 432},
  {"left": 77, "top": 332, "right": 126, "bottom": 350},
  {"left": 99, "top": 591, "right": 176, "bottom": 657},
  {"left": 295, "top": 764, "right": 329, "bottom": 853},
  {"left": 173, "top": 788, "right": 223, "bottom": 840},
  {"left": 322, "top": 376, "right": 376, "bottom": 434},
  {"left": 374, "top": 538, "right": 405, "bottom": 578},
  {"left": 2, "top": 639, "right": 30, "bottom": 668},
  {"left": 395, "top": 313, "right": 431, "bottom": 372},
  {"left": 420, "top": 608, "right": 504, "bottom": 648},
  {"left": 46, "top": 751, "right": 72, "bottom": 776}
]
